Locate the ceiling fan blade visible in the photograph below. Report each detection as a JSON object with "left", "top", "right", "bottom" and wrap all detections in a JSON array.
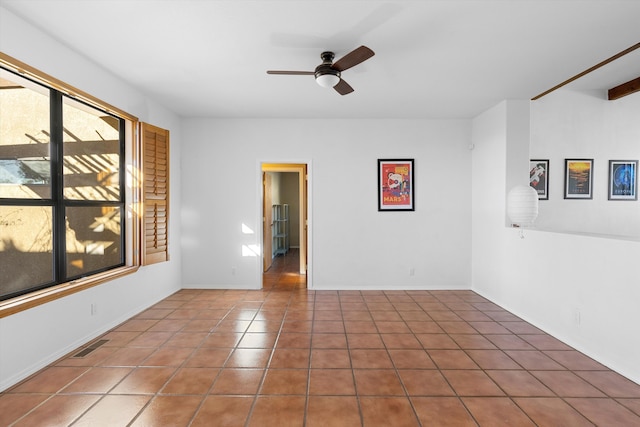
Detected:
[
  {"left": 334, "top": 79, "right": 354, "bottom": 95},
  {"left": 332, "top": 46, "right": 375, "bottom": 72},
  {"left": 266, "top": 70, "right": 314, "bottom": 75}
]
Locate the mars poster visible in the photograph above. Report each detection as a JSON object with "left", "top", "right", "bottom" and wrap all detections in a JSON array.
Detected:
[{"left": 378, "top": 159, "right": 414, "bottom": 211}]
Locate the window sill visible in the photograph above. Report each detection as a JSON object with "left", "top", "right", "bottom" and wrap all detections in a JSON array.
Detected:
[{"left": 0, "top": 265, "right": 139, "bottom": 319}]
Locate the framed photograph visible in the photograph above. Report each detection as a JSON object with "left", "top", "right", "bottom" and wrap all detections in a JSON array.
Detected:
[
  {"left": 378, "top": 159, "right": 414, "bottom": 211},
  {"left": 529, "top": 159, "right": 549, "bottom": 200},
  {"left": 564, "top": 159, "right": 593, "bottom": 199},
  {"left": 608, "top": 160, "right": 637, "bottom": 200}
]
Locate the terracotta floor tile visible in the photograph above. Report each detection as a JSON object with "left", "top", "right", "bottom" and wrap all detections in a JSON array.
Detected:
[
  {"left": 114, "top": 318, "right": 158, "bottom": 332},
  {"left": 201, "top": 332, "right": 243, "bottom": 348},
  {"left": 142, "top": 347, "right": 194, "bottom": 367},
  {"left": 576, "top": 371, "right": 640, "bottom": 397},
  {"left": 354, "top": 369, "right": 405, "bottom": 396},
  {"left": 398, "top": 370, "right": 455, "bottom": 396},
  {"left": 184, "top": 348, "right": 233, "bottom": 368},
  {"left": 13, "top": 394, "right": 99, "bottom": 427},
  {"left": 544, "top": 350, "right": 608, "bottom": 370},
  {"left": 505, "top": 350, "right": 566, "bottom": 370},
  {"left": 276, "top": 332, "right": 311, "bottom": 348},
  {"left": 372, "top": 308, "right": 405, "bottom": 319},
  {"left": 313, "top": 320, "right": 345, "bottom": 333},
  {"left": 485, "top": 334, "right": 535, "bottom": 350},
  {"left": 398, "top": 310, "right": 432, "bottom": 321},
  {"left": 441, "top": 370, "right": 504, "bottom": 396},
  {"left": 110, "top": 367, "right": 176, "bottom": 394},
  {"left": 190, "top": 396, "right": 253, "bottom": 427},
  {"left": 130, "top": 395, "right": 203, "bottom": 427},
  {"left": 306, "top": 396, "right": 361, "bottom": 427},
  {"left": 161, "top": 367, "right": 219, "bottom": 394},
  {"left": 567, "top": 397, "right": 640, "bottom": 426},
  {"left": 375, "top": 321, "right": 411, "bottom": 333},
  {"left": 61, "top": 367, "right": 131, "bottom": 393},
  {"left": 463, "top": 397, "right": 536, "bottom": 426},
  {"left": 260, "top": 369, "right": 308, "bottom": 395},
  {"left": 247, "top": 396, "right": 306, "bottom": 427},
  {"left": 450, "top": 333, "right": 497, "bottom": 349},
  {"left": 72, "top": 395, "right": 150, "bottom": 426},
  {"left": 465, "top": 349, "right": 520, "bottom": 370},
  {"left": 428, "top": 350, "right": 479, "bottom": 369},
  {"left": 381, "top": 333, "right": 422, "bottom": 349},
  {"left": 468, "top": 321, "right": 511, "bottom": 334},
  {"left": 99, "top": 345, "right": 157, "bottom": 367},
  {"left": 618, "top": 398, "right": 640, "bottom": 416},
  {"left": 521, "top": 334, "right": 574, "bottom": 350},
  {"left": 269, "top": 348, "right": 310, "bottom": 368},
  {"left": 225, "top": 348, "right": 272, "bottom": 368},
  {"left": 532, "top": 371, "right": 607, "bottom": 397},
  {"left": 388, "top": 349, "right": 436, "bottom": 369},
  {"left": 310, "top": 349, "right": 352, "bottom": 368},
  {"left": 56, "top": 346, "right": 117, "bottom": 367},
  {"left": 515, "top": 397, "right": 594, "bottom": 426},
  {"left": 210, "top": 368, "right": 264, "bottom": 395},
  {"left": 4, "top": 287, "right": 637, "bottom": 426},
  {"left": 500, "top": 321, "right": 544, "bottom": 334},
  {"left": 341, "top": 309, "right": 372, "bottom": 320},
  {"left": 11, "top": 366, "right": 89, "bottom": 393},
  {"left": 437, "top": 321, "right": 477, "bottom": 334},
  {"left": 127, "top": 331, "right": 173, "bottom": 347},
  {"left": 0, "top": 394, "right": 50, "bottom": 426},
  {"left": 344, "top": 320, "right": 379, "bottom": 333},
  {"left": 311, "top": 333, "right": 348, "bottom": 348},
  {"left": 347, "top": 333, "right": 385, "bottom": 348},
  {"left": 350, "top": 349, "right": 394, "bottom": 369},
  {"left": 147, "top": 318, "right": 190, "bottom": 332},
  {"left": 309, "top": 369, "right": 356, "bottom": 395},
  {"left": 359, "top": 396, "right": 420, "bottom": 427},
  {"left": 247, "top": 320, "right": 282, "bottom": 333},
  {"left": 238, "top": 332, "right": 278, "bottom": 348},
  {"left": 486, "top": 370, "right": 555, "bottom": 396},
  {"left": 164, "top": 331, "right": 208, "bottom": 348}
]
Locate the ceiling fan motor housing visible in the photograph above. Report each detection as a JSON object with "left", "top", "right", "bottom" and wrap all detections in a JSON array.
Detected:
[{"left": 314, "top": 51, "right": 340, "bottom": 87}]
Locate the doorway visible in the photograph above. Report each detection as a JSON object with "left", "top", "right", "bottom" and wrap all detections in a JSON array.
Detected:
[{"left": 262, "top": 163, "right": 308, "bottom": 289}]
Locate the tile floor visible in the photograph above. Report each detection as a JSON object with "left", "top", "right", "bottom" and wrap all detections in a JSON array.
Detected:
[{"left": 1, "top": 252, "right": 640, "bottom": 426}]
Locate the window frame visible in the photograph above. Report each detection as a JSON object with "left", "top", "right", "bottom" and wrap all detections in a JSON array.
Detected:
[{"left": 0, "top": 52, "right": 142, "bottom": 318}]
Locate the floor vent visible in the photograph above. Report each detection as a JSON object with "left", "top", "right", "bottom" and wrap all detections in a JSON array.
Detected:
[{"left": 72, "top": 339, "right": 109, "bottom": 358}]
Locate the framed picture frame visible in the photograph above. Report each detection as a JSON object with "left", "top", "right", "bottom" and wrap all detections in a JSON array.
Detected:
[
  {"left": 378, "top": 159, "right": 414, "bottom": 211},
  {"left": 608, "top": 160, "right": 638, "bottom": 201},
  {"left": 564, "top": 159, "right": 593, "bottom": 199},
  {"left": 529, "top": 159, "right": 549, "bottom": 200}
]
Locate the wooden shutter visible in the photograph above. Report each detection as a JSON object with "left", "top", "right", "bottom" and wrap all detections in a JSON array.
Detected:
[{"left": 140, "top": 122, "right": 169, "bottom": 265}]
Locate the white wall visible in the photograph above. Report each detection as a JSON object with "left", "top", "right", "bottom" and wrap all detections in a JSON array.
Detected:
[
  {"left": 0, "top": 7, "right": 182, "bottom": 391},
  {"left": 531, "top": 89, "right": 640, "bottom": 237},
  {"left": 472, "top": 100, "right": 640, "bottom": 384},
  {"left": 181, "top": 119, "right": 472, "bottom": 290}
]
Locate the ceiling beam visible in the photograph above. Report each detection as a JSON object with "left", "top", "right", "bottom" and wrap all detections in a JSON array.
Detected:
[
  {"left": 608, "top": 76, "right": 640, "bottom": 100},
  {"left": 532, "top": 42, "right": 640, "bottom": 100}
]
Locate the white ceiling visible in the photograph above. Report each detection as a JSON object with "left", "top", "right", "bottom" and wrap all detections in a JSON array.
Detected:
[{"left": 2, "top": 0, "right": 639, "bottom": 119}]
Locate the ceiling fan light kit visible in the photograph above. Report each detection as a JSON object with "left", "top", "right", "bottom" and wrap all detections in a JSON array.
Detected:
[{"left": 267, "top": 45, "right": 375, "bottom": 95}]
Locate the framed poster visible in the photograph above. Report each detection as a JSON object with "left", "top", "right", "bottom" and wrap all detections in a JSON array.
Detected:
[
  {"left": 608, "top": 160, "right": 637, "bottom": 200},
  {"left": 529, "top": 159, "right": 549, "bottom": 200},
  {"left": 378, "top": 159, "right": 414, "bottom": 211},
  {"left": 564, "top": 159, "right": 593, "bottom": 199}
]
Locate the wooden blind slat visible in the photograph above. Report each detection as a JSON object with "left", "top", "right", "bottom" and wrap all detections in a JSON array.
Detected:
[{"left": 140, "top": 122, "right": 170, "bottom": 265}]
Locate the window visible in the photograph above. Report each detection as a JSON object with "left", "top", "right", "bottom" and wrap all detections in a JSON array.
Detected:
[{"left": 0, "top": 53, "right": 149, "bottom": 315}]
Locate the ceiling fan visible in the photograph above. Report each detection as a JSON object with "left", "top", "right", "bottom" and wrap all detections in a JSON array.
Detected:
[{"left": 267, "top": 45, "right": 375, "bottom": 95}]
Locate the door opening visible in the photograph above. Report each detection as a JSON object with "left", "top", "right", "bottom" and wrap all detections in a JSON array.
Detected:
[{"left": 261, "top": 163, "right": 308, "bottom": 289}]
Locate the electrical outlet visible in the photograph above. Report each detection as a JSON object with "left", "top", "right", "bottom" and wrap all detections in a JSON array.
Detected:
[
  {"left": 409, "top": 268, "right": 415, "bottom": 276},
  {"left": 573, "top": 308, "right": 581, "bottom": 326},
  {"left": 91, "top": 303, "right": 97, "bottom": 316},
  {"left": 231, "top": 267, "right": 236, "bottom": 275}
]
